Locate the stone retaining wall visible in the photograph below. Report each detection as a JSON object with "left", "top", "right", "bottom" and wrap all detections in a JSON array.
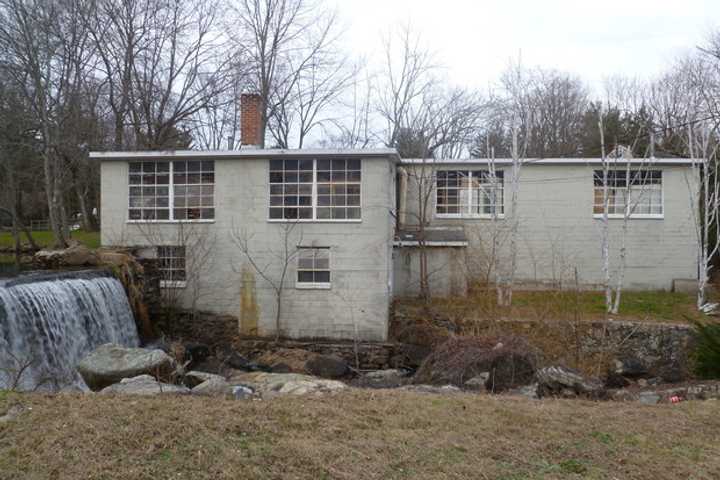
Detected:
[
  {"left": 393, "top": 303, "right": 698, "bottom": 381},
  {"left": 235, "top": 339, "right": 402, "bottom": 371}
]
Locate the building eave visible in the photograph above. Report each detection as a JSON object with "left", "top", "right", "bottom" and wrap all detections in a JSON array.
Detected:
[
  {"left": 90, "top": 148, "right": 401, "bottom": 163},
  {"left": 400, "top": 157, "right": 699, "bottom": 166}
]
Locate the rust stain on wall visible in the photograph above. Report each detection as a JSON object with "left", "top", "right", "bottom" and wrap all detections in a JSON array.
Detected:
[{"left": 239, "top": 266, "right": 259, "bottom": 336}]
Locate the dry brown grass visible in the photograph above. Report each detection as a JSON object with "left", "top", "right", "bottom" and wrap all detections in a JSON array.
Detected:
[{"left": 1, "top": 390, "right": 720, "bottom": 479}]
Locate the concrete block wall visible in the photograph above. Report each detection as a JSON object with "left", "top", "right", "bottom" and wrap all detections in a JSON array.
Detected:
[
  {"left": 400, "top": 163, "right": 698, "bottom": 290},
  {"left": 100, "top": 156, "right": 396, "bottom": 342}
]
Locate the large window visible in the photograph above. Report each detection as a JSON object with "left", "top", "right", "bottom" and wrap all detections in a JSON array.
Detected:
[
  {"left": 129, "top": 161, "right": 214, "bottom": 221},
  {"left": 296, "top": 247, "right": 331, "bottom": 288},
  {"left": 436, "top": 170, "right": 504, "bottom": 217},
  {"left": 269, "top": 158, "right": 361, "bottom": 221},
  {"left": 593, "top": 170, "right": 663, "bottom": 218},
  {"left": 157, "top": 246, "right": 186, "bottom": 287}
]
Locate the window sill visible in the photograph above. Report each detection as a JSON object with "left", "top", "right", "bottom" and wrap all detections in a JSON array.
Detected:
[
  {"left": 295, "top": 283, "right": 332, "bottom": 290},
  {"left": 435, "top": 214, "right": 506, "bottom": 220},
  {"left": 268, "top": 219, "right": 362, "bottom": 224},
  {"left": 592, "top": 214, "right": 664, "bottom": 220},
  {"left": 160, "top": 280, "right": 187, "bottom": 289},
  {"left": 127, "top": 220, "right": 215, "bottom": 224}
]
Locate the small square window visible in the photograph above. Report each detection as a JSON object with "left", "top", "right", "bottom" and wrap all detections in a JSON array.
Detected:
[{"left": 296, "top": 247, "right": 331, "bottom": 288}]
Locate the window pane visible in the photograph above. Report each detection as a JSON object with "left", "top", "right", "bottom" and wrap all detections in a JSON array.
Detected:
[{"left": 314, "top": 271, "right": 330, "bottom": 283}]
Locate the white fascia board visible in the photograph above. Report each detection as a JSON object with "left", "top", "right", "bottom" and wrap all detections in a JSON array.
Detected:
[
  {"left": 400, "top": 157, "right": 698, "bottom": 166},
  {"left": 90, "top": 148, "right": 401, "bottom": 162}
]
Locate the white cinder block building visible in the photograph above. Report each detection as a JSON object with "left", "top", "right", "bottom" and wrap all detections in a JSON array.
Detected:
[{"left": 93, "top": 100, "right": 700, "bottom": 342}]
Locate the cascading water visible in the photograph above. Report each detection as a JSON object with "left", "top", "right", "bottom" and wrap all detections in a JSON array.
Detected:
[{"left": 0, "top": 272, "right": 139, "bottom": 391}]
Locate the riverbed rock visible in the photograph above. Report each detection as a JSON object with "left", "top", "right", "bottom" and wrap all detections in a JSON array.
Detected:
[
  {"left": 228, "top": 372, "right": 346, "bottom": 397},
  {"left": 400, "top": 384, "right": 462, "bottom": 394},
  {"left": 304, "top": 354, "right": 348, "bottom": 379},
  {"left": 183, "top": 370, "right": 225, "bottom": 388},
  {"left": 99, "top": 375, "right": 189, "bottom": 396},
  {"left": 536, "top": 366, "right": 604, "bottom": 398},
  {"left": 464, "top": 372, "right": 490, "bottom": 392},
  {"left": 191, "top": 377, "right": 231, "bottom": 396},
  {"left": 413, "top": 336, "right": 537, "bottom": 392},
  {"left": 354, "top": 369, "right": 410, "bottom": 388},
  {"left": 77, "top": 344, "right": 175, "bottom": 390}
]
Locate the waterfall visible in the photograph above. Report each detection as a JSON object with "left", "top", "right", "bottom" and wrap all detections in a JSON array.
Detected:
[{"left": 0, "top": 273, "right": 139, "bottom": 391}]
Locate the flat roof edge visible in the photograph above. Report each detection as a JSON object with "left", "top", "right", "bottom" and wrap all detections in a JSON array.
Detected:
[
  {"left": 400, "top": 157, "right": 698, "bottom": 166},
  {"left": 90, "top": 148, "right": 400, "bottom": 162}
]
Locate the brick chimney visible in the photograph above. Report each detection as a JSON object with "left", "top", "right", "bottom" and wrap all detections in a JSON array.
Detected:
[{"left": 240, "top": 93, "right": 263, "bottom": 148}]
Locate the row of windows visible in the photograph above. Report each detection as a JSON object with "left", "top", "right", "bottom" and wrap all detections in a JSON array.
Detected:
[
  {"left": 157, "top": 246, "right": 330, "bottom": 289},
  {"left": 128, "top": 161, "right": 664, "bottom": 222},
  {"left": 128, "top": 158, "right": 362, "bottom": 222},
  {"left": 435, "top": 169, "right": 663, "bottom": 218}
]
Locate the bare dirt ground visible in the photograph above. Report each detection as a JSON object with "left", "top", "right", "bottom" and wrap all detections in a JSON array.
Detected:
[{"left": 1, "top": 389, "right": 719, "bottom": 479}]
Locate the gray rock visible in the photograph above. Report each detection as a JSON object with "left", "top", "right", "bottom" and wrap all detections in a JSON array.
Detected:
[
  {"left": 464, "top": 372, "right": 490, "bottom": 392},
  {"left": 509, "top": 383, "right": 539, "bottom": 400},
  {"left": 231, "top": 385, "right": 255, "bottom": 400},
  {"left": 35, "top": 244, "right": 99, "bottom": 268},
  {"left": 191, "top": 377, "right": 231, "bottom": 396},
  {"left": 228, "top": 372, "right": 347, "bottom": 397},
  {"left": 304, "top": 354, "right": 349, "bottom": 379},
  {"left": 614, "top": 358, "right": 649, "bottom": 378},
  {"left": 0, "top": 404, "right": 25, "bottom": 424},
  {"left": 77, "top": 344, "right": 175, "bottom": 390},
  {"left": 355, "top": 369, "right": 409, "bottom": 388},
  {"left": 638, "top": 392, "right": 661, "bottom": 405},
  {"left": 400, "top": 384, "right": 461, "bottom": 394},
  {"left": 536, "top": 366, "right": 604, "bottom": 398},
  {"left": 184, "top": 370, "right": 225, "bottom": 388},
  {"left": 99, "top": 375, "right": 190, "bottom": 396}
]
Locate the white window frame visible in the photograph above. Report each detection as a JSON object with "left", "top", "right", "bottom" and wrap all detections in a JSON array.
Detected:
[
  {"left": 295, "top": 247, "right": 332, "bottom": 290},
  {"left": 268, "top": 159, "right": 362, "bottom": 223},
  {"left": 592, "top": 169, "right": 664, "bottom": 220},
  {"left": 435, "top": 169, "right": 505, "bottom": 219},
  {"left": 157, "top": 245, "right": 187, "bottom": 289},
  {"left": 127, "top": 161, "right": 215, "bottom": 224}
]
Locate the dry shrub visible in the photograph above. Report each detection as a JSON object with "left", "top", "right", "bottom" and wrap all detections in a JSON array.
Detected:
[{"left": 413, "top": 335, "right": 538, "bottom": 391}]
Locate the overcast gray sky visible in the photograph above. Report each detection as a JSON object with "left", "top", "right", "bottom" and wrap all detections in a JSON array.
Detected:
[{"left": 332, "top": 0, "right": 720, "bottom": 94}]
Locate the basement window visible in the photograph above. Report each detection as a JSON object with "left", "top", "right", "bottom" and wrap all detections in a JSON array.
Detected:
[
  {"left": 593, "top": 170, "right": 663, "bottom": 218},
  {"left": 128, "top": 161, "right": 215, "bottom": 222},
  {"left": 436, "top": 170, "right": 504, "bottom": 218},
  {"left": 158, "top": 246, "right": 186, "bottom": 288},
  {"left": 296, "top": 247, "right": 331, "bottom": 289}
]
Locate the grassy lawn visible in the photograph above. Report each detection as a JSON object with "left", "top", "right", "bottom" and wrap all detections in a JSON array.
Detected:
[
  {"left": 419, "top": 288, "right": 703, "bottom": 324},
  {"left": 0, "top": 390, "right": 719, "bottom": 479},
  {"left": 0, "top": 230, "right": 100, "bottom": 250}
]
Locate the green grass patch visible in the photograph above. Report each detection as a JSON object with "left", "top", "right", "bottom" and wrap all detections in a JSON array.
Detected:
[
  {"left": 509, "top": 290, "right": 698, "bottom": 321},
  {"left": 0, "top": 230, "right": 100, "bottom": 250}
]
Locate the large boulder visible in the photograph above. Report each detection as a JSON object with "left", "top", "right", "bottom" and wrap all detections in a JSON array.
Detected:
[
  {"left": 99, "top": 375, "right": 189, "bottom": 396},
  {"left": 35, "top": 244, "right": 99, "bottom": 268},
  {"left": 228, "top": 372, "right": 346, "bottom": 397},
  {"left": 191, "top": 377, "right": 232, "bottom": 396},
  {"left": 77, "top": 344, "right": 175, "bottom": 390},
  {"left": 413, "top": 336, "right": 537, "bottom": 392},
  {"left": 536, "top": 366, "right": 604, "bottom": 398},
  {"left": 304, "top": 354, "right": 349, "bottom": 379},
  {"left": 183, "top": 370, "right": 225, "bottom": 389}
]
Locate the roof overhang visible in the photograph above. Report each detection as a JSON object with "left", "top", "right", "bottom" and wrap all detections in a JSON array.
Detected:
[
  {"left": 400, "top": 157, "right": 699, "bottom": 166},
  {"left": 90, "top": 148, "right": 401, "bottom": 163}
]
